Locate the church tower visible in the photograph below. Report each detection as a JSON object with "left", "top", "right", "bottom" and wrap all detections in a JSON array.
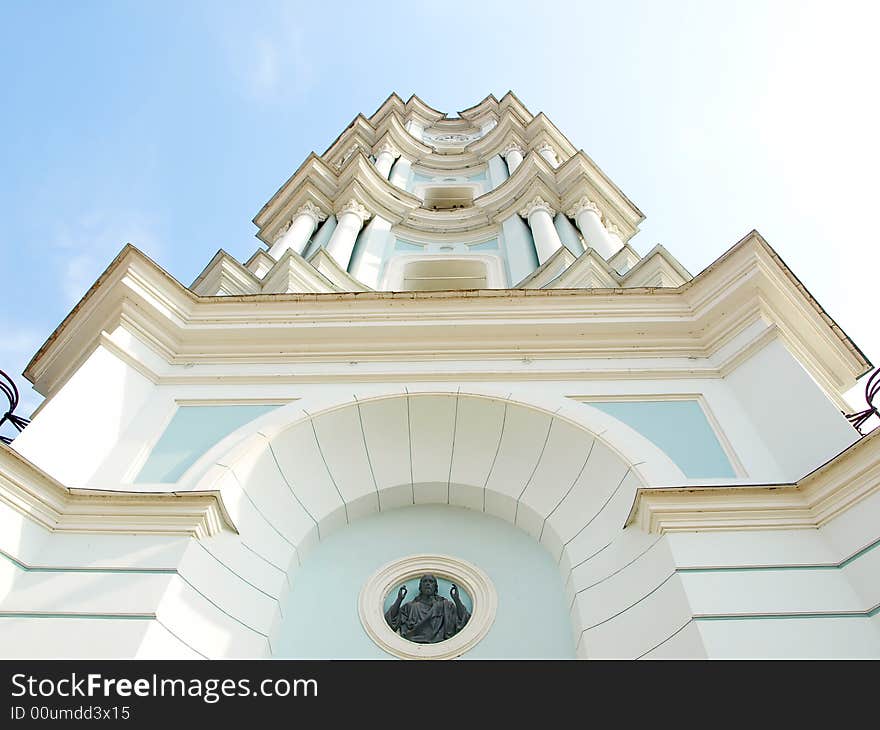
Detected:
[{"left": 1, "top": 94, "right": 877, "bottom": 659}]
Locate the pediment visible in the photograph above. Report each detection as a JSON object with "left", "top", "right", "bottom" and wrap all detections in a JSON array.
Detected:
[
  {"left": 514, "top": 246, "right": 577, "bottom": 289},
  {"left": 621, "top": 245, "right": 692, "bottom": 288},
  {"left": 547, "top": 249, "right": 621, "bottom": 289}
]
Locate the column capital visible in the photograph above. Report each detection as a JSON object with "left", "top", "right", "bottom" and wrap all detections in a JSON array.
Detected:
[
  {"left": 336, "top": 198, "right": 372, "bottom": 223},
  {"left": 374, "top": 139, "right": 401, "bottom": 159},
  {"left": 566, "top": 197, "right": 602, "bottom": 219},
  {"left": 295, "top": 201, "right": 328, "bottom": 226},
  {"left": 518, "top": 196, "right": 556, "bottom": 219},
  {"left": 501, "top": 141, "right": 526, "bottom": 159},
  {"left": 536, "top": 142, "right": 556, "bottom": 155}
]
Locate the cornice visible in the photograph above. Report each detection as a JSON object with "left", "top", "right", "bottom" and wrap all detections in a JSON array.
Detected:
[
  {"left": 626, "top": 427, "right": 880, "bottom": 533},
  {"left": 0, "top": 444, "right": 236, "bottom": 538},
  {"left": 23, "top": 233, "right": 870, "bottom": 402}
]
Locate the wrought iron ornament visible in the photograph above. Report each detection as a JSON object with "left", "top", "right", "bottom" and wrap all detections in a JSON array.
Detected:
[
  {"left": 846, "top": 368, "right": 879, "bottom": 434},
  {"left": 0, "top": 368, "right": 30, "bottom": 445}
]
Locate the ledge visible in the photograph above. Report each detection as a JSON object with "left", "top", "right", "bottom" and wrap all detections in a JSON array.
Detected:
[
  {"left": 626, "top": 426, "right": 880, "bottom": 533},
  {"left": 0, "top": 444, "right": 237, "bottom": 538}
]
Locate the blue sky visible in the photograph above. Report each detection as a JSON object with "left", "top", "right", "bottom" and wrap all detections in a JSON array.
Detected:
[{"left": 1, "top": 0, "right": 878, "bottom": 421}]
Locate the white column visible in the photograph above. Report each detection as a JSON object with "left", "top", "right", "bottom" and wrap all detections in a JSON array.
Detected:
[
  {"left": 566, "top": 197, "right": 618, "bottom": 259},
  {"left": 388, "top": 155, "right": 412, "bottom": 189},
  {"left": 267, "top": 202, "right": 328, "bottom": 259},
  {"left": 373, "top": 140, "right": 400, "bottom": 179},
  {"left": 325, "top": 199, "right": 372, "bottom": 269},
  {"left": 501, "top": 142, "right": 525, "bottom": 175},
  {"left": 519, "top": 196, "right": 563, "bottom": 265},
  {"left": 536, "top": 142, "right": 559, "bottom": 167}
]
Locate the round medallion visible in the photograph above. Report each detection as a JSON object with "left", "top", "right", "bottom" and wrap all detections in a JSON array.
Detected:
[{"left": 358, "top": 554, "right": 497, "bottom": 660}]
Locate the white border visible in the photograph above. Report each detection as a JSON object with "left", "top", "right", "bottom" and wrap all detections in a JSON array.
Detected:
[{"left": 358, "top": 554, "right": 497, "bottom": 660}]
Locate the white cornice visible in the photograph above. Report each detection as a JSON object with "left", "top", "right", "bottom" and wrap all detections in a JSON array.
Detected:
[
  {"left": 626, "top": 427, "right": 880, "bottom": 533},
  {"left": 23, "top": 233, "right": 870, "bottom": 403},
  {"left": 0, "top": 444, "right": 236, "bottom": 538}
]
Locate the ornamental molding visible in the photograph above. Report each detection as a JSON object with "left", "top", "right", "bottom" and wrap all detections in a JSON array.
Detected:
[
  {"left": 272, "top": 219, "right": 291, "bottom": 242},
  {"left": 358, "top": 554, "right": 497, "bottom": 660},
  {"left": 518, "top": 195, "right": 556, "bottom": 219},
  {"left": 605, "top": 221, "right": 623, "bottom": 237},
  {"left": 0, "top": 444, "right": 236, "bottom": 538},
  {"left": 566, "top": 197, "right": 602, "bottom": 219},
  {"left": 335, "top": 198, "right": 372, "bottom": 223},
  {"left": 626, "top": 427, "right": 880, "bottom": 533}
]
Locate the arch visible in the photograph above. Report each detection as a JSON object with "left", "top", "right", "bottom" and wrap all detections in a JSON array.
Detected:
[{"left": 170, "top": 390, "right": 695, "bottom": 658}]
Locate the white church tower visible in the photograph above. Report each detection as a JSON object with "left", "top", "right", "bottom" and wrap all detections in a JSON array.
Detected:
[{"left": 1, "top": 93, "right": 878, "bottom": 658}]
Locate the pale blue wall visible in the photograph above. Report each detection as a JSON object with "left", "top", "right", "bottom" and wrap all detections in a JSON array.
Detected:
[
  {"left": 586, "top": 400, "right": 735, "bottom": 478},
  {"left": 348, "top": 224, "right": 394, "bottom": 275},
  {"left": 277, "top": 504, "right": 575, "bottom": 659},
  {"left": 135, "top": 404, "right": 279, "bottom": 483},
  {"left": 555, "top": 213, "right": 585, "bottom": 256},
  {"left": 487, "top": 154, "right": 509, "bottom": 191},
  {"left": 302, "top": 215, "right": 336, "bottom": 259},
  {"left": 502, "top": 215, "right": 539, "bottom": 285}
]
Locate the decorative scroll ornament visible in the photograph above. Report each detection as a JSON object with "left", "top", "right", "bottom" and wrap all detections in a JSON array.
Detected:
[
  {"left": 336, "top": 143, "right": 362, "bottom": 169},
  {"left": 426, "top": 132, "right": 476, "bottom": 145},
  {"left": 605, "top": 221, "right": 623, "bottom": 238},
  {"left": 501, "top": 141, "right": 526, "bottom": 159},
  {"left": 518, "top": 196, "right": 556, "bottom": 219},
  {"left": 336, "top": 198, "right": 372, "bottom": 223},
  {"left": 295, "top": 201, "right": 328, "bottom": 226},
  {"left": 272, "top": 219, "right": 292, "bottom": 242},
  {"left": 375, "top": 139, "right": 401, "bottom": 159},
  {"left": 566, "top": 197, "right": 602, "bottom": 219}
]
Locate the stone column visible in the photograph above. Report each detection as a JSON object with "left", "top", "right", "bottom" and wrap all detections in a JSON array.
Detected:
[
  {"left": 536, "top": 142, "right": 559, "bottom": 167},
  {"left": 519, "top": 196, "right": 563, "bottom": 264},
  {"left": 325, "top": 199, "right": 372, "bottom": 269},
  {"left": 501, "top": 142, "right": 526, "bottom": 175},
  {"left": 566, "top": 197, "right": 618, "bottom": 259},
  {"left": 373, "top": 140, "right": 400, "bottom": 180},
  {"left": 267, "top": 202, "right": 328, "bottom": 259}
]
